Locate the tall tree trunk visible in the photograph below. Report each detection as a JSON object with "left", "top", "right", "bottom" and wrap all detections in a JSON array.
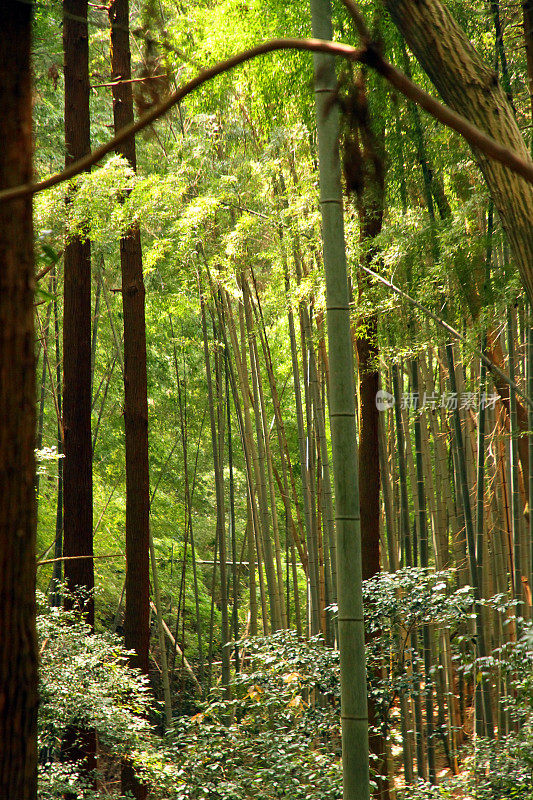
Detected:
[
  {"left": 109, "top": 3, "right": 151, "bottom": 788},
  {"left": 63, "top": 0, "right": 95, "bottom": 624},
  {"left": 62, "top": 1, "right": 97, "bottom": 787},
  {"left": 352, "top": 76, "right": 387, "bottom": 797},
  {"left": 0, "top": 5, "right": 38, "bottom": 797},
  {"left": 384, "top": 0, "right": 533, "bottom": 303},
  {"left": 310, "top": 1, "right": 370, "bottom": 798}
]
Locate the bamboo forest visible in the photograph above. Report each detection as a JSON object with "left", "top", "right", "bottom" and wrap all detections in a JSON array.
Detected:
[{"left": 4, "top": 0, "right": 533, "bottom": 798}]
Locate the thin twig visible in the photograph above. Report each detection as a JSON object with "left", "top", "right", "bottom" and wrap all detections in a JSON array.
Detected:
[
  {"left": 37, "top": 553, "right": 124, "bottom": 567},
  {"left": 35, "top": 308, "right": 64, "bottom": 444},
  {"left": 91, "top": 74, "right": 167, "bottom": 89}
]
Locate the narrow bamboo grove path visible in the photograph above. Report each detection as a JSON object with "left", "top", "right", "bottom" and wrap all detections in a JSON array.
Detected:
[{"left": 1, "top": 0, "right": 533, "bottom": 798}]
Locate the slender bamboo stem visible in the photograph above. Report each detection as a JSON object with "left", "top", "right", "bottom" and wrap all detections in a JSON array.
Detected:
[
  {"left": 226, "top": 351, "right": 240, "bottom": 670},
  {"left": 411, "top": 360, "right": 437, "bottom": 784},
  {"left": 508, "top": 307, "right": 523, "bottom": 632},
  {"left": 446, "top": 344, "right": 494, "bottom": 738},
  {"left": 149, "top": 530, "right": 173, "bottom": 728}
]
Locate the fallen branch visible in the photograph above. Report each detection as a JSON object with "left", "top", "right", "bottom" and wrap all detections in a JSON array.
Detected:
[
  {"left": 37, "top": 553, "right": 124, "bottom": 567},
  {"left": 149, "top": 600, "right": 203, "bottom": 696},
  {"left": 91, "top": 74, "right": 167, "bottom": 89}
]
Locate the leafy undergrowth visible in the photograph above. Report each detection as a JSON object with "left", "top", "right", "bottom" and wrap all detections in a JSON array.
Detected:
[{"left": 37, "top": 575, "right": 533, "bottom": 799}]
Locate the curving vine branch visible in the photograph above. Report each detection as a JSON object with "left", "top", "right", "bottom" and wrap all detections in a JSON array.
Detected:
[{"left": 3, "top": 35, "right": 533, "bottom": 205}]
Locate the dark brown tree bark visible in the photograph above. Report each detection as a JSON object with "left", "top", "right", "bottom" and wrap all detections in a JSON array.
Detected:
[
  {"left": 0, "top": 5, "right": 39, "bottom": 797},
  {"left": 351, "top": 76, "right": 387, "bottom": 798},
  {"left": 109, "top": 2, "right": 150, "bottom": 794},
  {"left": 356, "top": 314, "right": 381, "bottom": 584},
  {"left": 109, "top": 0, "right": 150, "bottom": 682},
  {"left": 62, "top": 1, "right": 97, "bottom": 788},
  {"left": 383, "top": 0, "right": 533, "bottom": 303},
  {"left": 355, "top": 233, "right": 387, "bottom": 800},
  {"left": 63, "top": 0, "right": 95, "bottom": 626}
]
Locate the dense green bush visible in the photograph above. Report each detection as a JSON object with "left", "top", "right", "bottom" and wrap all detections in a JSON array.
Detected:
[
  {"left": 37, "top": 592, "right": 155, "bottom": 798},
  {"left": 37, "top": 576, "right": 533, "bottom": 799},
  {"left": 164, "top": 631, "right": 343, "bottom": 800}
]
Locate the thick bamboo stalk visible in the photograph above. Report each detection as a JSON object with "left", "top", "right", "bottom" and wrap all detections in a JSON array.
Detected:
[{"left": 310, "top": 0, "right": 370, "bottom": 795}]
